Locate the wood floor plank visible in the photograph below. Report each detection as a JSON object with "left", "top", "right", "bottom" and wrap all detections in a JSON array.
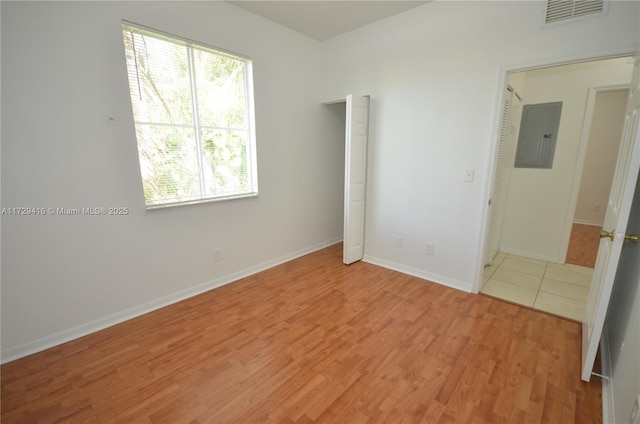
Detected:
[{"left": 1, "top": 244, "right": 601, "bottom": 423}]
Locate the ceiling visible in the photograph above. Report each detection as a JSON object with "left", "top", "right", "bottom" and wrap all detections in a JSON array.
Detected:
[{"left": 229, "top": 1, "right": 429, "bottom": 41}]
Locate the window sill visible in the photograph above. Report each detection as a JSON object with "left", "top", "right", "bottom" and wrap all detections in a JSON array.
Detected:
[{"left": 145, "top": 192, "right": 259, "bottom": 211}]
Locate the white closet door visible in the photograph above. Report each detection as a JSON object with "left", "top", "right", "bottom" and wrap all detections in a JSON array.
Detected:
[
  {"left": 485, "top": 89, "right": 512, "bottom": 265},
  {"left": 343, "top": 95, "right": 370, "bottom": 264},
  {"left": 485, "top": 88, "right": 521, "bottom": 265}
]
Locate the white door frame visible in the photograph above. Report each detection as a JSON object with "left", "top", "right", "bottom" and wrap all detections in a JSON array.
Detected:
[{"left": 475, "top": 48, "right": 637, "bottom": 294}]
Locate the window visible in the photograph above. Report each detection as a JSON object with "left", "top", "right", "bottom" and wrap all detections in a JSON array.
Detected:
[{"left": 122, "top": 22, "right": 258, "bottom": 209}]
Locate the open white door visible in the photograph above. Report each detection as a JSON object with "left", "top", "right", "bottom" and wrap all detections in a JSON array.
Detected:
[
  {"left": 343, "top": 95, "right": 370, "bottom": 264},
  {"left": 582, "top": 53, "right": 640, "bottom": 382}
]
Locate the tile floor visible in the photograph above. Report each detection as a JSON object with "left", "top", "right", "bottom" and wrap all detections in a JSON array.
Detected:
[{"left": 481, "top": 252, "right": 593, "bottom": 321}]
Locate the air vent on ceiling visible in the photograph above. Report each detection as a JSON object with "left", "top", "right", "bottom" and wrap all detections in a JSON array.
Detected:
[{"left": 545, "top": 0, "right": 606, "bottom": 25}]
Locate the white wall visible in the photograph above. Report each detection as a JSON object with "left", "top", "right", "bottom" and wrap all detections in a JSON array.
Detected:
[
  {"left": 574, "top": 89, "right": 628, "bottom": 226},
  {"left": 1, "top": 1, "right": 345, "bottom": 361},
  {"left": 501, "top": 59, "right": 633, "bottom": 262},
  {"left": 321, "top": 0, "right": 640, "bottom": 288}
]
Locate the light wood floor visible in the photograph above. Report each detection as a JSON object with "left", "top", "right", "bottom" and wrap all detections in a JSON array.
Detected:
[{"left": 1, "top": 244, "right": 601, "bottom": 423}]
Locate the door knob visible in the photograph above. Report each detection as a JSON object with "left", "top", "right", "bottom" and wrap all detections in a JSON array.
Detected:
[
  {"left": 600, "top": 229, "right": 614, "bottom": 241},
  {"left": 600, "top": 229, "right": 639, "bottom": 243}
]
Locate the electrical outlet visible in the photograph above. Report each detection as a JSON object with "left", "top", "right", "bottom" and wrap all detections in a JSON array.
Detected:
[
  {"left": 631, "top": 394, "right": 640, "bottom": 424},
  {"left": 213, "top": 248, "right": 222, "bottom": 262},
  {"left": 464, "top": 168, "right": 475, "bottom": 182},
  {"left": 425, "top": 242, "right": 435, "bottom": 255}
]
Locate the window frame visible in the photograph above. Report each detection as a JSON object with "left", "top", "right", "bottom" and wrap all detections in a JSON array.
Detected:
[{"left": 122, "top": 21, "right": 259, "bottom": 210}]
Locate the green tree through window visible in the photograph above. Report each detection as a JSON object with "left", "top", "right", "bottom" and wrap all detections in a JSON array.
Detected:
[{"left": 122, "top": 22, "right": 258, "bottom": 209}]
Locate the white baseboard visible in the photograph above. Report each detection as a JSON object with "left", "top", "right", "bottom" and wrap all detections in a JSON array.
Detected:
[
  {"left": 1, "top": 240, "right": 337, "bottom": 364},
  {"left": 362, "top": 255, "right": 472, "bottom": 293},
  {"left": 323, "top": 236, "right": 343, "bottom": 247},
  {"left": 498, "top": 247, "right": 559, "bottom": 263},
  {"left": 573, "top": 219, "right": 604, "bottom": 227}
]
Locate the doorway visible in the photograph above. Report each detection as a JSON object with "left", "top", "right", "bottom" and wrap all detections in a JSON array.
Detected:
[
  {"left": 481, "top": 57, "right": 633, "bottom": 320},
  {"left": 323, "top": 95, "right": 370, "bottom": 265},
  {"left": 567, "top": 87, "right": 629, "bottom": 267}
]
